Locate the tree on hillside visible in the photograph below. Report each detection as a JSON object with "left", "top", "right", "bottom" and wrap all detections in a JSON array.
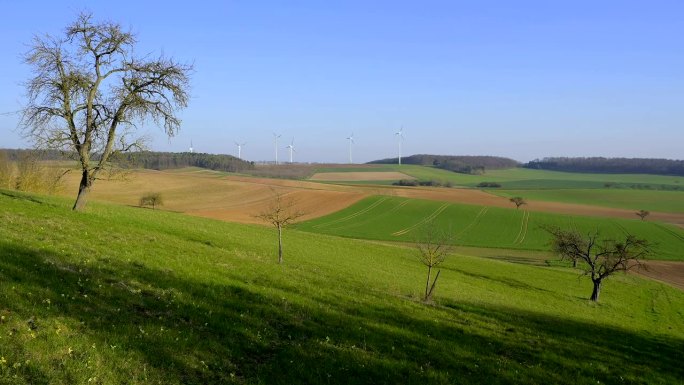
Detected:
[
  {"left": 415, "top": 221, "right": 453, "bottom": 302},
  {"left": 21, "top": 12, "right": 192, "bottom": 211},
  {"left": 509, "top": 197, "right": 526, "bottom": 209},
  {"left": 256, "top": 191, "right": 304, "bottom": 264},
  {"left": 636, "top": 210, "right": 650, "bottom": 221},
  {"left": 546, "top": 227, "right": 649, "bottom": 302},
  {"left": 139, "top": 192, "right": 163, "bottom": 210}
]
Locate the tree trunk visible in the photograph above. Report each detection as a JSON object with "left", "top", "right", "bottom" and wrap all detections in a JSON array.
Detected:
[
  {"left": 590, "top": 279, "right": 601, "bottom": 302},
  {"left": 572, "top": 259, "right": 577, "bottom": 268},
  {"left": 424, "top": 265, "right": 432, "bottom": 300},
  {"left": 277, "top": 224, "right": 283, "bottom": 264},
  {"left": 427, "top": 269, "right": 441, "bottom": 301},
  {"left": 72, "top": 169, "right": 92, "bottom": 211}
]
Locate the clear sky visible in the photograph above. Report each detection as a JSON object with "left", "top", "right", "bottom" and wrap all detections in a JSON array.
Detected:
[{"left": 1, "top": 1, "right": 682, "bottom": 163}]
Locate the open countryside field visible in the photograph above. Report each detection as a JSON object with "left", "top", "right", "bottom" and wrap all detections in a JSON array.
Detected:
[
  {"left": 492, "top": 189, "right": 684, "bottom": 213},
  {"left": 1, "top": 190, "right": 683, "bottom": 384},
  {"left": 387, "top": 165, "right": 684, "bottom": 189},
  {"left": 296, "top": 196, "right": 684, "bottom": 261},
  {"left": 56, "top": 167, "right": 684, "bottom": 227},
  {"left": 309, "top": 171, "right": 415, "bottom": 181}
]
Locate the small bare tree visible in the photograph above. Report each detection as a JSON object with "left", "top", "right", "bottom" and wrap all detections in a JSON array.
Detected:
[
  {"left": 636, "top": 210, "right": 650, "bottom": 221},
  {"left": 139, "top": 192, "right": 163, "bottom": 210},
  {"left": 21, "top": 12, "right": 191, "bottom": 211},
  {"left": 509, "top": 196, "right": 526, "bottom": 209},
  {"left": 546, "top": 227, "right": 649, "bottom": 302},
  {"left": 415, "top": 221, "right": 453, "bottom": 302},
  {"left": 256, "top": 191, "right": 304, "bottom": 264}
]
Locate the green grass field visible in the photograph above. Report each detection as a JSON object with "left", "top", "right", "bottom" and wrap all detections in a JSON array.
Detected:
[
  {"left": 1, "top": 190, "right": 683, "bottom": 384},
  {"left": 492, "top": 189, "right": 684, "bottom": 213},
  {"left": 296, "top": 196, "right": 684, "bottom": 261},
  {"left": 321, "top": 164, "right": 684, "bottom": 189}
]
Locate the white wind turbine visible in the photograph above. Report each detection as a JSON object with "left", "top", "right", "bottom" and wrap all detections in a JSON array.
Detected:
[
  {"left": 273, "top": 133, "right": 282, "bottom": 164},
  {"left": 346, "top": 133, "right": 354, "bottom": 164},
  {"left": 395, "top": 127, "right": 404, "bottom": 165},
  {"left": 286, "top": 138, "right": 296, "bottom": 163},
  {"left": 234, "top": 141, "right": 246, "bottom": 159}
]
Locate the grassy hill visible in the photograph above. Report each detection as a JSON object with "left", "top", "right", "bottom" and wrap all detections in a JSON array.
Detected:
[
  {"left": 1, "top": 190, "right": 683, "bottom": 384},
  {"left": 296, "top": 196, "right": 684, "bottom": 261}
]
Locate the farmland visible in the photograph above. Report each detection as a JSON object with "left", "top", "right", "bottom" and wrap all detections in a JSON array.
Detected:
[
  {"left": 297, "top": 196, "right": 684, "bottom": 261},
  {"left": 492, "top": 189, "right": 684, "bottom": 213},
  {"left": 1, "top": 190, "right": 684, "bottom": 384}
]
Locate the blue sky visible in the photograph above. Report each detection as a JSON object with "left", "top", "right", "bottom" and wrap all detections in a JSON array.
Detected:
[{"left": 1, "top": 1, "right": 682, "bottom": 163}]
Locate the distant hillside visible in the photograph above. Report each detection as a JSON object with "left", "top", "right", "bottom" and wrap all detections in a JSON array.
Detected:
[
  {"left": 524, "top": 157, "right": 684, "bottom": 176},
  {"left": 368, "top": 154, "right": 519, "bottom": 174}
]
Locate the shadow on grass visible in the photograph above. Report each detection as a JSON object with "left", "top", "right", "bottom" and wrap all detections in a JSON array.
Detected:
[
  {"left": 0, "top": 242, "right": 682, "bottom": 384},
  {"left": 0, "top": 191, "right": 48, "bottom": 205}
]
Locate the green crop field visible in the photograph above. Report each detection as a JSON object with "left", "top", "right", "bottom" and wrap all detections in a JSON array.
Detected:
[
  {"left": 1, "top": 190, "right": 684, "bottom": 384},
  {"left": 327, "top": 164, "right": 684, "bottom": 190},
  {"left": 296, "top": 196, "right": 684, "bottom": 261},
  {"left": 493, "top": 189, "right": 684, "bottom": 213}
]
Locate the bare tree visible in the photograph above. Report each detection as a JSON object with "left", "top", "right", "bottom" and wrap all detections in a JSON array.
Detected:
[
  {"left": 21, "top": 12, "right": 192, "bottom": 210},
  {"left": 139, "top": 192, "right": 163, "bottom": 210},
  {"left": 256, "top": 191, "right": 304, "bottom": 264},
  {"left": 636, "top": 210, "right": 650, "bottom": 221},
  {"left": 509, "top": 196, "right": 526, "bottom": 209},
  {"left": 546, "top": 227, "right": 649, "bottom": 302},
  {"left": 415, "top": 221, "right": 453, "bottom": 302}
]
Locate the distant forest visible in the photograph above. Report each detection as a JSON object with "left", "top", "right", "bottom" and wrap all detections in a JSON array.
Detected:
[
  {"left": 369, "top": 154, "right": 519, "bottom": 174},
  {"left": 111, "top": 151, "right": 254, "bottom": 173},
  {"left": 524, "top": 157, "right": 684, "bottom": 176},
  {"left": 0, "top": 149, "right": 254, "bottom": 173}
]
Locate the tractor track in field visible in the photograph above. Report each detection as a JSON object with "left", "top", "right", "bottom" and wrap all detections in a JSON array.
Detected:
[
  {"left": 392, "top": 202, "right": 451, "bottom": 237},
  {"left": 454, "top": 207, "right": 489, "bottom": 241},
  {"left": 513, "top": 210, "right": 531, "bottom": 245},
  {"left": 312, "top": 197, "right": 390, "bottom": 229},
  {"left": 654, "top": 223, "right": 684, "bottom": 243},
  {"left": 328, "top": 199, "right": 411, "bottom": 231},
  {"left": 613, "top": 221, "right": 630, "bottom": 236}
]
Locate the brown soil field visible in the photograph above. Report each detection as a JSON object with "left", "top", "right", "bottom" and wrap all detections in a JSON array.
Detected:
[
  {"left": 309, "top": 171, "right": 414, "bottom": 181},
  {"left": 635, "top": 261, "right": 684, "bottom": 291}
]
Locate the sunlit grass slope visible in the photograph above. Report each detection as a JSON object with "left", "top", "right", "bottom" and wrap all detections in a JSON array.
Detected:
[
  {"left": 1, "top": 190, "right": 683, "bottom": 384},
  {"left": 296, "top": 196, "right": 684, "bottom": 260}
]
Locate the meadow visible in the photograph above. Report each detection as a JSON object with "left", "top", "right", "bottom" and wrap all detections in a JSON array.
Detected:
[
  {"left": 296, "top": 196, "right": 684, "bottom": 261},
  {"left": 1, "top": 189, "right": 683, "bottom": 384}
]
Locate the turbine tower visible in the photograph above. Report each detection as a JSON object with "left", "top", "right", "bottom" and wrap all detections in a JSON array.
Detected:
[
  {"left": 273, "top": 133, "right": 282, "bottom": 165},
  {"left": 346, "top": 133, "right": 354, "bottom": 164},
  {"left": 234, "top": 141, "right": 246, "bottom": 159},
  {"left": 286, "top": 138, "right": 296, "bottom": 163},
  {"left": 395, "top": 127, "right": 404, "bottom": 165}
]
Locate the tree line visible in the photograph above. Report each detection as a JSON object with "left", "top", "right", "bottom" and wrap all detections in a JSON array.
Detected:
[
  {"left": 368, "top": 154, "right": 519, "bottom": 174},
  {"left": 0, "top": 148, "right": 254, "bottom": 174},
  {"left": 111, "top": 151, "right": 254, "bottom": 173},
  {"left": 524, "top": 157, "right": 684, "bottom": 176}
]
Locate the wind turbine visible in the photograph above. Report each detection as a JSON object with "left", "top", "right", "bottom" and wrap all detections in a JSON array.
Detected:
[
  {"left": 346, "top": 133, "right": 354, "bottom": 164},
  {"left": 395, "top": 127, "right": 404, "bottom": 165},
  {"left": 286, "top": 138, "right": 296, "bottom": 163},
  {"left": 234, "top": 141, "right": 246, "bottom": 159},
  {"left": 273, "top": 133, "right": 282, "bottom": 164}
]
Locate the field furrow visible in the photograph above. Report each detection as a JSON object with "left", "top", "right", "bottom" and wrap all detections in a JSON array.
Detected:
[{"left": 392, "top": 202, "right": 451, "bottom": 236}]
